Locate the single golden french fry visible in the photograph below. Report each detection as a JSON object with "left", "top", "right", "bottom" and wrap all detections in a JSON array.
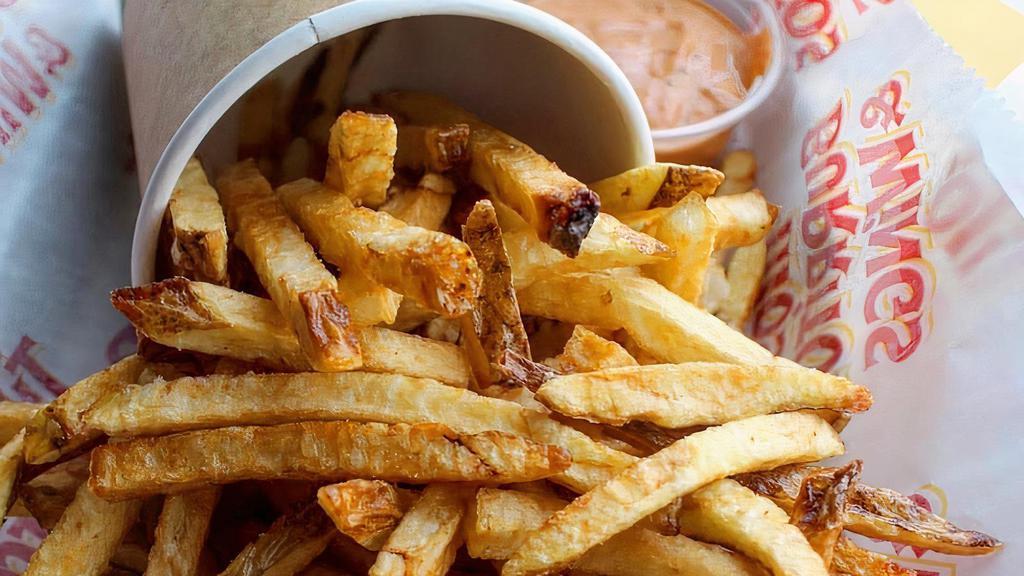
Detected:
[
  {"left": 217, "top": 160, "right": 361, "bottom": 371},
  {"left": 379, "top": 92, "right": 600, "bottom": 257},
  {"left": 676, "top": 479, "right": 830, "bottom": 576},
  {"left": 717, "top": 240, "right": 767, "bottom": 329},
  {"left": 465, "top": 488, "right": 566, "bottom": 561},
  {"left": 325, "top": 111, "right": 397, "bottom": 208},
  {"left": 706, "top": 189, "right": 778, "bottom": 249},
  {"left": 145, "top": 487, "right": 220, "bottom": 576},
  {"left": 112, "top": 278, "right": 470, "bottom": 387},
  {"left": 542, "top": 326, "right": 637, "bottom": 374},
  {"left": 24, "top": 483, "right": 142, "bottom": 576},
  {"left": 318, "top": 480, "right": 419, "bottom": 551},
  {"left": 395, "top": 123, "right": 471, "bottom": 172},
  {"left": 221, "top": 503, "right": 336, "bottom": 576},
  {"left": 0, "top": 432, "right": 23, "bottom": 522},
  {"left": 379, "top": 173, "right": 455, "bottom": 231},
  {"left": 503, "top": 413, "right": 844, "bottom": 576},
  {"left": 0, "top": 401, "right": 40, "bottom": 445},
  {"left": 167, "top": 157, "right": 229, "bottom": 284},
  {"left": 789, "top": 461, "right": 862, "bottom": 566},
  {"left": 84, "top": 371, "right": 531, "bottom": 438},
  {"left": 641, "top": 192, "right": 718, "bottom": 303},
  {"left": 23, "top": 355, "right": 146, "bottom": 465},
  {"left": 370, "top": 484, "right": 468, "bottom": 576},
  {"left": 535, "top": 362, "right": 872, "bottom": 428},
  {"left": 717, "top": 149, "right": 757, "bottom": 197},
  {"left": 89, "top": 422, "right": 571, "bottom": 500},
  {"left": 589, "top": 163, "right": 724, "bottom": 214},
  {"left": 278, "top": 178, "right": 479, "bottom": 316}
]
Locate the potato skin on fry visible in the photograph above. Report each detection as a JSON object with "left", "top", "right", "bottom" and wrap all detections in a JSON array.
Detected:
[
  {"left": 589, "top": 163, "right": 724, "bottom": 215},
  {"left": 789, "top": 461, "right": 861, "bottom": 567},
  {"left": 395, "top": 123, "right": 471, "bottom": 173},
  {"left": 318, "top": 480, "right": 419, "bottom": 550},
  {"left": 535, "top": 362, "right": 872, "bottom": 428},
  {"left": 831, "top": 537, "right": 915, "bottom": 576},
  {"left": 221, "top": 503, "right": 336, "bottom": 576},
  {"left": 89, "top": 421, "right": 571, "bottom": 500},
  {"left": 167, "top": 157, "right": 229, "bottom": 284}
]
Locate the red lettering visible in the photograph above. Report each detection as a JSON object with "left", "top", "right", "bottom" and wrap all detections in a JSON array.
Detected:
[
  {"left": 0, "top": 39, "right": 49, "bottom": 115},
  {"left": 3, "top": 336, "right": 64, "bottom": 398},
  {"left": 795, "top": 25, "right": 842, "bottom": 70},
  {"left": 782, "top": 0, "right": 832, "bottom": 37},
  {"left": 25, "top": 26, "right": 72, "bottom": 76},
  {"left": 805, "top": 238, "right": 853, "bottom": 290},
  {"left": 801, "top": 100, "right": 843, "bottom": 168},
  {"left": 851, "top": 0, "right": 897, "bottom": 14},
  {"left": 864, "top": 317, "right": 922, "bottom": 368},
  {"left": 10, "top": 374, "right": 45, "bottom": 403},
  {"left": 796, "top": 332, "right": 844, "bottom": 372},
  {"left": 865, "top": 192, "right": 922, "bottom": 275},
  {"left": 798, "top": 297, "right": 842, "bottom": 336},
  {"left": 861, "top": 79, "right": 905, "bottom": 130},
  {"left": 753, "top": 292, "right": 794, "bottom": 341},
  {"left": 857, "top": 131, "right": 922, "bottom": 227},
  {"left": 801, "top": 186, "right": 859, "bottom": 249},
  {"left": 863, "top": 267, "right": 926, "bottom": 324}
]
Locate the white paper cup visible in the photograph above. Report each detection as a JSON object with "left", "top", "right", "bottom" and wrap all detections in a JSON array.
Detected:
[{"left": 128, "top": 0, "right": 654, "bottom": 285}]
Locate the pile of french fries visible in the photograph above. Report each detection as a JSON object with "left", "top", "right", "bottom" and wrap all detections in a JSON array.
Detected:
[{"left": 2, "top": 91, "right": 1000, "bottom": 576}]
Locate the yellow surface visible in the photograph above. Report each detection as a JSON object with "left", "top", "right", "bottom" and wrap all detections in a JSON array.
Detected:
[{"left": 911, "top": 0, "right": 1024, "bottom": 86}]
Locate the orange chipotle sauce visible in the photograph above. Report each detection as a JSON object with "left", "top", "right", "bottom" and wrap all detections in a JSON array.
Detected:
[{"left": 528, "top": 0, "right": 769, "bottom": 130}]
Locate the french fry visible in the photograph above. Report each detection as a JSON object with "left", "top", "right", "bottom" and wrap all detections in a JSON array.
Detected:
[
  {"left": 0, "top": 432, "right": 23, "bottom": 521},
  {"left": 221, "top": 503, "right": 336, "bottom": 576},
  {"left": 717, "top": 240, "right": 767, "bottom": 328},
  {"left": 23, "top": 354, "right": 146, "bottom": 465},
  {"left": 0, "top": 401, "right": 40, "bottom": 444},
  {"left": 334, "top": 265, "right": 403, "bottom": 326},
  {"left": 318, "top": 480, "right": 419, "bottom": 550},
  {"left": 89, "top": 422, "right": 572, "bottom": 499},
  {"left": 706, "top": 189, "right": 778, "bottom": 249},
  {"left": 20, "top": 454, "right": 89, "bottom": 530},
  {"left": 535, "top": 362, "right": 872, "bottom": 428},
  {"left": 640, "top": 192, "right": 719, "bottom": 303},
  {"left": 145, "top": 487, "right": 220, "bottom": 576},
  {"left": 789, "top": 461, "right": 862, "bottom": 566},
  {"left": 735, "top": 464, "right": 1003, "bottom": 556},
  {"left": 217, "top": 160, "right": 361, "bottom": 371},
  {"left": 324, "top": 111, "right": 398, "bottom": 208},
  {"left": 461, "top": 200, "right": 532, "bottom": 386},
  {"left": 112, "top": 278, "right": 471, "bottom": 386},
  {"left": 518, "top": 272, "right": 777, "bottom": 364},
  {"left": 24, "top": 483, "right": 142, "bottom": 576},
  {"left": 700, "top": 259, "right": 730, "bottom": 313},
  {"left": 379, "top": 172, "right": 456, "bottom": 231},
  {"left": 369, "top": 484, "right": 468, "bottom": 576},
  {"left": 503, "top": 413, "right": 844, "bottom": 576},
  {"left": 278, "top": 178, "right": 479, "bottom": 316},
  {"left": 379, "top": 92, "right": 600, "bottom": 257},
  {"left": 166, "top": 157, "right": 229, "bottom": 284},
  {"left": 466, "top": 489, "right": 764, "bottom": 576},
  {"left": 395, "top": 123, "right": 471, "bottom": 173},
  {"left": 716, "top": 149, "right": 757, "bottom": 197},
  {"left": 504, "top": 213, "right": 673, "bottom": 288},
  {"left": 84, "top": 371, "right": 532, "bottom": 438},
  {"left": 831, "top": 537, "right": 915, "bottom": 576},
  {"left": 542, "top": 326, "right": 637, "bottom": 374},
  {"left": 589, "top": 163, "right": 724, "bottom": 214},
  {"left": 675, "top": 479, "right": 830, "bottom": 576}
]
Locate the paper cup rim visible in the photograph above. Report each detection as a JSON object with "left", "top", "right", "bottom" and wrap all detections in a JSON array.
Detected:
[{"left": 130, "top": 0, "right": 655, "bottom": 285}]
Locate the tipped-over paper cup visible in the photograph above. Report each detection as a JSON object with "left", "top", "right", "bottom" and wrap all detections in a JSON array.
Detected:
[{"left": 126, "top": 0, "right": 655, "bottom": 285}]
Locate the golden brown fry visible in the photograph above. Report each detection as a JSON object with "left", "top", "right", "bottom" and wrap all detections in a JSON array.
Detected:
[
  {"left": 221, "top": 504, "right": 336, "bottom": 576},
  {"left": 379, "top": 174, "right": 456, "bottom": 232},
  {"left": 20, "top": 455, "right": 89, "bottom": 530},
  {"left": 24, "top": 483, "right": 142, "bottom": 576},
  {"left": 84, "top": 371, "right": 531, "bottom": 438},
  {"left": 145, "top": 487, "right": 220, "bottom": 576},
  {"left": 518, "top": 272, "right": 777, "bottom": 364},
  {"left": 461, "top": 200, "right": 531, "bottom": 386},
  {"left": 735, "top": 464, "right": 1003, "bottom": 556},
  {"left": 542, "top": 326, "right": 637, "bottom": 374},
  {"left": 676, "top": 479, "right": 829, "bottom": 576},
  {"left": 789, "top": 461, "right": 861, "bottom": 566},
  {"left": 24, "top": 354, "right": 146, "bottom": 465},
  {"left": 334, "top": 265, "right": 403, "bottom": 326},
  {"left": 717, "top": 150, "right": 757, "bottom": 197},
  {"left": 0, "top": 401, "right": 40, "bottom": 445},
  {"left": 89, "top": 422, "right": 571, "bottom": 500},
  {"left": 700, "top": 259, "right": 730, "bottom": 313},
  {"left": 379, "top": 92, "right": 600, "bottom": 257},
  {"left": 831, "top": 537, "right": 915, "bottom": 576},
  {"left": 467, "top": 489, "right": 764, "bottom": 576},
  {"left": 395, "top": 123, "right": 471, "bottom": 173},
  {"left": 0, "top": 432, "right": 23, "bottom": 521},
  {"left": 324, "top": 111, "right": 397, "bottom": 208},
  {"left": 589, "top": 163, "right": 724, "bottom": 214},
  {"left": 640, "top": 192, "right": 718, "bottom": 303},
  {"left": 369, "top": 484, "right": 468, "bottom": 576},
  {"left": 318, "top": 480, "right": 419, "bottom": 550},
  {"left": 535, "top": 362, "right": 872, "bottom": 428},
  {"left": 217, "top": 160, "right": 360, "bottom": 371},
  {"left": 504, "top": 413, "right": 844, "bottom": 576},
  {"left": 706, "top": 189, "right": 778, "bottom": 249},
  {"left": 717, "top": 240, "right": 767, "bottom": 329},
  {"left": 504, "top": 214, "right": 672, "bottom": 288},
  {"left": 278, "top": 178, "right": 479, "bottom": 316},
  {"left": 112, "top": 278, "right": 470, "bottom": 386},
  {"left": 167, "top": 157, "right": 229, "bottom": 284}
]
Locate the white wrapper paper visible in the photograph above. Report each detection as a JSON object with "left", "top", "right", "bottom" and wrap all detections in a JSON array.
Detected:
[{"left": 0, "top": 0, "right": 1020, "bottom": 573}]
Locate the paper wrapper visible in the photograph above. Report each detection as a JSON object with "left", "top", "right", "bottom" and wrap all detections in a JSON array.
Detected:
[{"left": 0, "top": 0, "right": 1021, "bottom": 573}]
